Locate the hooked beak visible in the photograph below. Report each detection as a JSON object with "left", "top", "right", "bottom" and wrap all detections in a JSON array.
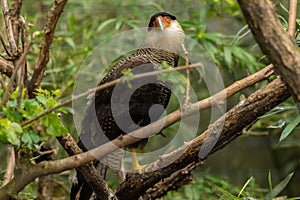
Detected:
[{"left": 157, "top": 17, "right": 165, "bottom": 30}]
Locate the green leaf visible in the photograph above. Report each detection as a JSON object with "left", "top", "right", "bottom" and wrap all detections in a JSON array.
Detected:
[
  {"left": 279, "top": 115, "right": 300, "bottom": 143},
  {"left": 65, "top": 37, "right": 76, "bottom": 49},
  {"left": 10, "top": 122, "right": 22, "bottom": 133},
  {"left": 46, "top": 124, "right": 66, "bottom": 137},
  {"left": 121, "top": 68, "right": 134, "bottom": 89},
  {"left": 20, "top": 99, "right": 44, "bottom": 119},
  {"left": 30, "top": 133, "right": 41, "bottom": 143},
  {"left": 265, "top": 172, "right": 294, "bottom": 200},
  {"left": 21, "top": 132, "right": 32, "bottom": 144},
  {"left": 51, "top": 89, "right": 61, "bottom": 97},
  {"left": 21, "top": 130, "right": 48, "bottom": 150},
  {"left": 223, "top": 46, "right": 232, "bottom": 68},
  {"left": 43, "top": 113, "right": 67, "bottom": 137},
  {"left": 96, "top": 18, "right": 117, "bottom": 33},
  {"left": 260, "top": 106, "right": 296, "bottom": 118},
  {"left": 68, "top": 13, "right": 75, "bottom": 32},
  {"left": 6, "top": 99, "right": 17, "bottom": 108},
  {"left": 45, "top": 98, "right": 57, "bottom": 108},
  {"left": 36, "top": 96, "right": 48, "bottom": 106},
  {"left": 267, "top": 171, "right": 273, "bottom": 200},
  {"left": 115, "top": 19, "right": 124, "bottom": 30},
  {"left": 0, "top": 119, "right": 22, "bottom": 146}
]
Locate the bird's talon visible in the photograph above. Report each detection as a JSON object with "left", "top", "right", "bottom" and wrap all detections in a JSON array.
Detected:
[{"left": 132, "top": 164, "right": 147, "bottom": 174}]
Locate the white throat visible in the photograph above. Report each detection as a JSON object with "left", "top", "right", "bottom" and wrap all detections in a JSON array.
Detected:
[{"left": 144, "top": 20, "right": 185, "bottom": 54}]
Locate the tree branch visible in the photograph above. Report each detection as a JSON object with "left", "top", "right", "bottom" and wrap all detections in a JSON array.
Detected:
[
  {"left": 57, "top": 134, "right": 116, "bottom": 199},
  {"left": 287, "top": 0, "right": 298, "bottom": 36},
  {"left": 27, "top": 0, "right": 68, "bottom": 96},
  {"left": 238, "top": 0, "right": 300, "bottom": 107},
  {"left": 10, "top": 0, "right": 22, "bottom": 47},
  {"left": 142, "top": 161, "right": 202, "bottom": 200},
  {"left": 2, "top": 146, "right": 15, "bottom": 186},
  {"left": 21, "top": 63, "right": 203, "bottom": 127},
  {"left": 0, "top": 57, "right": 13, "bottom": 77},
  {"left": 1, "top": 33, "right": 35, "bottom": 105},
  {"left": 0, "top": 63, "right": 274, "bottom": 199},
  {"left": 1, "top": 0, "right": 19, "bottom": 57},
  {"left": 115, "top": 78, "right": 290, "bottom": 200}
]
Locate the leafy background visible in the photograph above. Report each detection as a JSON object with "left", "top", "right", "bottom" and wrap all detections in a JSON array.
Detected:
[{"left": 0, "top": 0, "right": 299, "bottom": 199}]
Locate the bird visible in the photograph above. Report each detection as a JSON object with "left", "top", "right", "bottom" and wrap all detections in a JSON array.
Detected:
[{"left": 70, "top": 12, "right": 185, "bottom": 200}]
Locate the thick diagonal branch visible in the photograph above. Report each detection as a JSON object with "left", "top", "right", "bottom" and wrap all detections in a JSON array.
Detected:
[
  {"left": 115, "top": 78, "right": 290, "bottom": 200},
  {"left": 0, "top": 64, "right": 274, "bottom": 199}
]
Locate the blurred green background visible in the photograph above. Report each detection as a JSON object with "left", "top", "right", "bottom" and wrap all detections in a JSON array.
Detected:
[{"left": 0, "top": 0, "right": 299, "bottom": 199}]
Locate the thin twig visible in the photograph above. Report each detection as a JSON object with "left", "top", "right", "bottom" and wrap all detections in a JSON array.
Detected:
[
  {"left": 10, "top": 0, "right": 23, "bottom": 46},
  {"left": 17, "top": 16, "right": 31, "bottom": 106},
  {"left": 0, "top": 57, "right": 13, "bottom": 77},
  {"left": 21, "top": 63, "right": 203, "bottom": 127},
  {"left": 238, "top": 176, "right": 253, "bottom": 197},
  {"left": 28, "top": 63, "right": 273, "bottom": 166},
  {"left": 1, "top": 34, "right": 35, "bottom": 106},
  {"left": 181, "top": 44, "right": 191, "bottom": 107},
  {"left": 1, "top": 0, "right": 19, "bottom": 56},
  {"left": 0, "top": 32, "right": 12, "bottom": 56},
  {"left": 0, "top": 75, "right": 5, "bottom": 88},
  {"left": 287, "top": 0, "right": 298, "bottom": 36},
  {"left": 2, "top": 146, "right": 15, "bottom": 186}
]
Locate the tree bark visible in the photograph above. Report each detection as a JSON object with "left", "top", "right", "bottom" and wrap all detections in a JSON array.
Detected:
[
  {"left": 115, "top": 78, "right": 290, "bottom": 200},
  {"left": 238, "top": 0, "right": 300, "bottom": 108}
]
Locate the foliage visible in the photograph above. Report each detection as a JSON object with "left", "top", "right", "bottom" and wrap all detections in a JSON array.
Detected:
[
  {"left": 163, "top": 172, "right": 299, "bottom": 200},
  {"left": 0, "top": 0, "right": 299, "bottom": 199},
  {"left": 0, "top": 88, "right": 67, "bottom": 151}
]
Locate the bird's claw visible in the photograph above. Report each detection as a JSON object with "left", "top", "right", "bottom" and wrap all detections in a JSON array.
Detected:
[{"left": 132, "top": 163, "right": 147, "bottom": 174}]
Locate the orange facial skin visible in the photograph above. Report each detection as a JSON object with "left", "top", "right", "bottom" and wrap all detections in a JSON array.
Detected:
[{"left": 152, "top": 16, "right": 171, "bottom": 30}]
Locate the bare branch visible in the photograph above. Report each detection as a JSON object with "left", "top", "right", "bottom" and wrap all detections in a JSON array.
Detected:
[
  {"left": 57, "top": 134, "right": 116, "bottom": 199},
  {"left": 0, "top": 75, "right": 5, "bottom": 88},
  {"left": 2, "top": 146, "right": 15, "bottom": 186},
  {"left": 0, "top": 57, "right": 13, "bottom": 77},
  {"left": 1, "top": 33, "right": 35, "bottom": 105},
  {"left": 115, "top": 78, "right": 290, "bottom": 200},
  {"left": 21, "top": 63, "right": 203, "bottom": 127},
  {"left": 0, "top": 31, "right": 11, "bottom": 56},
  {"left": 238, "top": 0, "right": 300, "bottom": 108},
  {"left": 181, "top": 44, "right": 191, "bottom": 107},
  {"left": 17, "top": 16, "right": 32, "bottom": 106},
  {"left": 0, "top": 64, "right": 275, "bottom": 199},
  {"left": 1, "top": 0, "right": 19, "bottom": 57},
  {"left": 287, "top": 0, "right": 298, "bottom": 36},
  {"left": 27, "top": 0, "right": 68, "bottom": 96},
  {"left": 143, "top": 162, "right": 202, "bottom": 200},
  {"left": 10, "top": 0, "right": 23, "bottom": 46}
]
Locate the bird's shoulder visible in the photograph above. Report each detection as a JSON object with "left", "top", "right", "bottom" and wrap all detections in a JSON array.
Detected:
[{"left": 99, "top": 49, "right": 155, "bottom": 85}]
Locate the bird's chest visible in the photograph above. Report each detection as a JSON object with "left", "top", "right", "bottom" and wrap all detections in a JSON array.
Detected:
[{"left": 97, "top": 81, "right": 171, "bottom": 139}]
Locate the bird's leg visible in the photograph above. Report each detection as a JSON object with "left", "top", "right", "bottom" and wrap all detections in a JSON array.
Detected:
[{"left": 130, "top": 148, "right": 146, "bottom": 173}]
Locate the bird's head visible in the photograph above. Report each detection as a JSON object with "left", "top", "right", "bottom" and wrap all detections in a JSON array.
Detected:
[{"left": 144, "top": 12, "right": 185, "bottom": 54}]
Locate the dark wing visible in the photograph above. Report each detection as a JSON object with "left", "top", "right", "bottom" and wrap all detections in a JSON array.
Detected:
[{"left": 80, "top": 48, "right": 178, "bottom": 148}]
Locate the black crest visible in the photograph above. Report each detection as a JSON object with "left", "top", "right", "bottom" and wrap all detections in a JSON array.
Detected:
[{"left": 148, "top": 12, "right": 176, "bottom": 31}]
